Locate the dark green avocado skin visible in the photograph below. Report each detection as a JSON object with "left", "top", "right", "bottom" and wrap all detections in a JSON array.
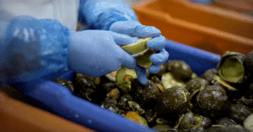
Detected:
[
  {"left": 244, "top": 51, "right": 253, "bottom": 74},
  {"left": 155, "top": 86, "right": 190, "bottom": 120},
  {"left": 167, "top": 61, "right": 193, "bottom": 81},
  {"left": 131, "top": 79, "right": 160, "bottom": 109},
  {"left": 194, "top": 85, "right": 228, "bottom": 119}
]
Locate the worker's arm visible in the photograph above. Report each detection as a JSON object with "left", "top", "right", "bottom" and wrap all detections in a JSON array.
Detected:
[
  {"left": 0, "top": 16, "right": 70, "bottom": 85},
  {"left": 78, "top": 0, "right": 137, "bottom": 30},
  {"left": 0, "top": 16, "right": 137, "bottom": 86},
  {"left": 78, "top": 0, "right": 169, "bottom": 85}
]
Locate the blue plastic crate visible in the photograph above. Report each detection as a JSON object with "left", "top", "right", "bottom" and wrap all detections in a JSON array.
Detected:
[{"left": 14, "top": 40, "right": 220, "bottom": 132}]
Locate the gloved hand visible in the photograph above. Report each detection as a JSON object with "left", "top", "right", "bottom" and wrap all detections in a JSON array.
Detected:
[
  {"left": 109, "top": 21, "right": 169, "bottom": 85},
  {"left": 78, "top": 0, "right": 169, "bottom": 85},
  {"left": 78, "top": 0, "right": 138, "bottom": 30},
  {"left": 67, "top": 30, "right": 139, "bottom": 78}
]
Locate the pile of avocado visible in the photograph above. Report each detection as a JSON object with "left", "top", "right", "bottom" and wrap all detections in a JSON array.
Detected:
[{"left": 54, "top": 51, "right": 253, "bottom": 132}]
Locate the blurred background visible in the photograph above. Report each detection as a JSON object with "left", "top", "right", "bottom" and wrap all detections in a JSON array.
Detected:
[{"left": 125, "top": 0, "right": 253, "bottom": 15}]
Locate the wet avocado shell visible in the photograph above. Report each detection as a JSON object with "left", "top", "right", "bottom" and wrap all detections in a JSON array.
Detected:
[
  {"left": 200, "top": 68, "right": 218, "bottom": 85},
  {"left": 193, "top": 115, "right": 212, "bottom": 129},
  {"left": 155, "top": 86, "right": 190, "bottom": 120},
  {"left": 226, "top": 103, "right": 253, "bottom": 124},
  {"left": 134, "top": 49, "right": 155, "bottom": 68},
  {"left": 131, "top": 79, "right": 160, "bottom": 108},
  {"left": 244, "top": 51, "right": 253, "bottom": 74},
  {"left": 217, "top": 52, "right": 246, "bottom": 85},
  {"left": 194, "top": 85, "right": 228, "bottom": 119},
  {"left": 156, "top": 63, "right": 168, "bottom": 77},
  {"left": 213, "top": 75, "right": 238, "bottom": 91},
  {"left": 185, "top": 77, "right": 209, "bottom": 95},
  {"left": 178, "top": 112, "right": 195, "bottom": 130},
  {"left": 128, "top": 101, "right": 145, "bottom": 115},
  {"left": 116, "top": 67, "right": 137, "bottom": 93},
  {"left": 121, "top": 37, "right": 151, "bottom": 55},
  {"left": 216, "top": 117, "right": 236, "bottom": 126},
  {"left": 74, "top": 73, "right": 97, "bottom": 101},
  {"left": 117, "top": 94, "right": 134, "bottom": 111},
  {"left": 121, "top": 37, "right": 154, "bottom": 68},
  {"left": 167, "top": 60, "right": 193, "bottom": 81}
]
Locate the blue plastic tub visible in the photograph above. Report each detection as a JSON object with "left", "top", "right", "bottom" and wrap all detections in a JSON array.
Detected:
[{"left": 14, "top": 40, "right": 220, "bottom": 132}]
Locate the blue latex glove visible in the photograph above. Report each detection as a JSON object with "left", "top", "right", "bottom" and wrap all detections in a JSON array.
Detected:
[
  {"left": 67, "top": 30, "right": 138, "bottom": 77},
  {"left": 79, "top": 0, "right": 169, "bottom": 85},
  {"left": 78, "top": 0, "right": 137, "bottom": 30},
  {"left": 0, "top": 16, "right": 70, "bottom": 85},
  {"left": 109, "top": 21, "right": 169, "bottom": 85},
  {"left": 0, "top": 15, "right": 138, "bottom": 85}
]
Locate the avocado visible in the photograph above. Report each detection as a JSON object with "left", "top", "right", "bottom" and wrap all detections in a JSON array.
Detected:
[
  {"left": 121, "top": 37, "right": 152, "bottom": 55},
  {"left": 116, "top": 67, "right": 137, "bottom": 93},
  {"left": 121, "top": 37, "right": 155, "bottom": 68}
]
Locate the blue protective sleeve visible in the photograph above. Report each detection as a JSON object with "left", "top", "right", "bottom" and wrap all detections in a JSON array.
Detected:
[
  {"left": 0, "top": 16, "right": 70, "bottom": 85},
  {"left": 78, "top": 0, "right": 138, "bottom": 30}
]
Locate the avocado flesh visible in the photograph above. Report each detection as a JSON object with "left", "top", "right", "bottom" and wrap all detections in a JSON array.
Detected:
[
  {"left": 116, "top": 67, "right": 137, "bottom": 93},
  {"left": 135, "top": 49, "right": 155, "bottom": 68},
  {"left": 219, "top": 57, "right": 244, "bottom": 83},
  {"left": 121, "top": 37, "right": 152, "bottom": 55},
  {"left": 121, "top": 37, "right": 154, "bottom": 68}
]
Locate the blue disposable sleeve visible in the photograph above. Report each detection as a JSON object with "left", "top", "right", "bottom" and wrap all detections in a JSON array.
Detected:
[
  {"left": 0, "top": 16, "right": 70, "bottom": 85},
  {"left": 78, "top": 0, "right": 138, "bottom": 30}
]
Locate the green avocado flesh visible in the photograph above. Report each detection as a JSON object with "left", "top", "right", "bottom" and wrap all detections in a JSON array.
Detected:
[
  {"left": 219, "top": 57, "right": 244, "bottom": 83},
  {"left": 116, "top": 67, "right": 137, "bottom": 93},
  {"left": 121, "top": 37, "right": 152, "bottom": 55},
  {"left": 135, "top": 49, "right": 155, "bottom": 68}
]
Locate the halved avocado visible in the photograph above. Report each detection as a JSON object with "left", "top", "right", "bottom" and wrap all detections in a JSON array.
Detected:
[
  {"left": 121, "top": 37, "right": 152, "bottom": 55},
  {"left": 121, "top": 37, "right": 155, "bottom": 68},
  {"left": 214, "top": 75, "right": 238, "bottom": 91},
  {"left": 217, "top": 52, "right": 245, "bottom": 83},
  {"left": 116, "top": 67, "right": 137, "bottom": 93},
  {"left": 135, "top": 49, "right": 155, "bottom": 68}
]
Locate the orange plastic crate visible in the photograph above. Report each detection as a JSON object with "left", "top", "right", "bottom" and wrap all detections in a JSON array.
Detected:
[
  {"left": 0, "top": 91, "right": 96, "bottom": 132},
  {"left": 212, "top": 0, "right": 253, "bottom": 13},
  {"left": 132, "top": 0, "right": 253, "bottom": 55}
]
